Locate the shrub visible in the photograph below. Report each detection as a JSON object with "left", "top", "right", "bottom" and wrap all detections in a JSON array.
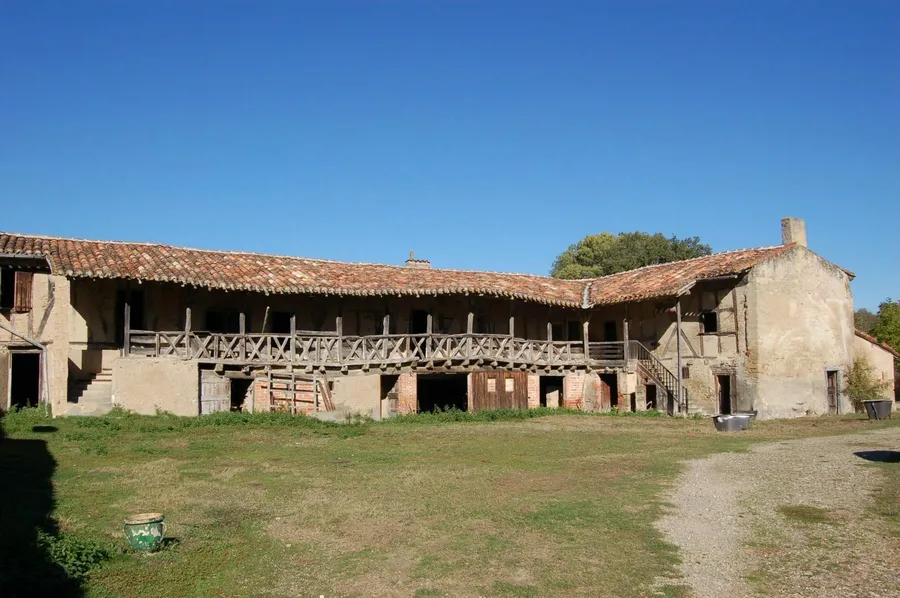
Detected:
[
  {"left": 845, "top": 357, "right": 891, "bottom": 412},
  {"left": 37, "top": 530, "right": 110, "bottom": 580}
]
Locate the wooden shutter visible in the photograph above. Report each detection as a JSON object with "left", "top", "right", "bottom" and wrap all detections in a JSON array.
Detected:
[{"left": 14, "top": 271, "right": 33, "bottom": 313}]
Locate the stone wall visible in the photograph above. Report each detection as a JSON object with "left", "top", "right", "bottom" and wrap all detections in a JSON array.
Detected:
[{"left": 112, "top": 358, "right": 199, "bottom": 416}]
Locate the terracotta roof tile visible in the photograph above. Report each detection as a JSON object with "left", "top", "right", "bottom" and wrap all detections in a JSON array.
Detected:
[
  {"left": 855, "top": 329, "right": 900, "bottom": 359},
  {"left": 586, "top": 245, "right": 796, "bottom": 305},
  {"left": 0, "top": 233, "right": 812, "bottom": 309}
]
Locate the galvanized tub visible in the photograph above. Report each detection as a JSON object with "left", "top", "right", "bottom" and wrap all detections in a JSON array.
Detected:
[
  {"left": 713, "top": 414, "right": 752, "bottom": 432},
  {"left": 863, "top": 400, "right": 893, "bottom": 420},
  {"left": 123, "top": 512, "right": 166, "bottom": 552}
]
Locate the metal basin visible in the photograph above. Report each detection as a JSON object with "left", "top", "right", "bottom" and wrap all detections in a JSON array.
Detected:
[
  {"left": 713, "top": 414, "right": 752, "bottom": 432},
  {"left": 863, "top": 400, "right": 893, "bottom": 420}
]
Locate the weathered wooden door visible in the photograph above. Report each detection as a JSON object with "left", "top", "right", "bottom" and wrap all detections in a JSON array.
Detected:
[
  {"left": 200, "top": 370, "right": 230, "bottom": 414},
  {"left": 826, "top": 370, "right": 839, "bottom": 415},
  {"left": 471, "top": 371, "right": 527, "bottom": 411}
]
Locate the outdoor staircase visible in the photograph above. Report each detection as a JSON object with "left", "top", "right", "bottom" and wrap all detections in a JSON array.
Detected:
[
  {"left": 629, "top": 342, "right": 688, "bottom": 415},
  {"left": 68, "top": 369, "right": 114, "bottom": 416}
]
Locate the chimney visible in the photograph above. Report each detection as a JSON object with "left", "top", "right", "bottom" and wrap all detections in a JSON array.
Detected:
[
  {"left": 405, "top": 250, "right": 431, "bottom": 269},
  {"left": 781, "top": 217, "right": 807, "bottom": 248}
]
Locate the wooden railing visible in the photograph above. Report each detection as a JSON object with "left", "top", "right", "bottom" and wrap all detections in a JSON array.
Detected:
[{"left": 127, "top": 330, "right": 628, "bottom": 369}]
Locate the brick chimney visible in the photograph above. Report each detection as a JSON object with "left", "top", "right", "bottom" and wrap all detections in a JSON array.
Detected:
[
  {"left": 405, "top": 250, "right": 431, "bottom": 269},
  {"left": 781, "top": 217, "right": 807, "bottom": 248}
]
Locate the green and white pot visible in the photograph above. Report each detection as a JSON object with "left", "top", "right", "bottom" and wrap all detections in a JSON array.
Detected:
[{"left": 123, "top": 513, "right": 166, "bottom": 552}]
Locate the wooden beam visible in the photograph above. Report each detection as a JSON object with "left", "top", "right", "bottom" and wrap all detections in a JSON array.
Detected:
[
  {"left": 509, "top": 315, "right": 515, "bottom": 338},
  {"left": 185, "top": 307, "right": 192, "bottom": 359},
  {"left": 622, "top": 315, "right": 629, "bottom": 361},
  {"left": 466, "top": 312, "right": 474, "bottom": 359},
  {"left": 582, "top": 319, "right": 590, "bottom": 363},
  {"left": 675, "top": 298, "right": 683, "bottom": 416},
  {"left": 290, "top": 315, "right": 296, "bottom": 365},
  {"left": 336, "top": 316, "right": 343, "bottom": 363},
  {"left": 239, "top": 312, "right": 246, "bottom": 361},
  {"left": 426, "top": 313, "right": 433, "bottom": 359},
  {"left": 124, "top": 300, "right": 131, "bottom": 356}
]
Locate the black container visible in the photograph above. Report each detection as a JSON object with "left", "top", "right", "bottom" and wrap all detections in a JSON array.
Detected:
[{"left": 863, "top": 400, "right": 893, "bottom": 420}]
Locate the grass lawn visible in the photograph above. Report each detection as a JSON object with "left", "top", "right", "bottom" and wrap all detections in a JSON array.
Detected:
[{"left": 1, "top": 408, "right": 898, "bottom": 597}]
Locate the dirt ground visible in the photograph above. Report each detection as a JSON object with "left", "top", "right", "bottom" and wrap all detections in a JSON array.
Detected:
[{"left": 656, "top": 427, "right": 900, "bottom": 598}]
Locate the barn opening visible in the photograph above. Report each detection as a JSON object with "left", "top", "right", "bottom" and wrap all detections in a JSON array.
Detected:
[
  {"left": 539, "top": 375, "right": 564, "bottom": 407},
  {"left": 230, "top": 378, "right": 253, "bottom": 412},
  {"left": 600, "top": 373, "right": 618, "bottom": 409},
  {"left": 645, "top": 383, "right": 657, "bottom": 410},
  {"left": 717, "top": 374, "right": 733, "bottom": 415},
  {"left": 10, "top": 352, "right": 41, "bottom": 408},
  {"left": 417, "top": 374, "right": 468, "bottom": 412}
]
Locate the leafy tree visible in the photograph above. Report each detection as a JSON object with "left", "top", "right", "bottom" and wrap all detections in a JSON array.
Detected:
[
  {"left": 871, "top": 298, "right": 900, "bottom": 353},
  {"left": 854, "top": 308, "right": 878, "bottom": 333},
  {"left": 551, "top": 232, "right": 712, "bottom": 279}
]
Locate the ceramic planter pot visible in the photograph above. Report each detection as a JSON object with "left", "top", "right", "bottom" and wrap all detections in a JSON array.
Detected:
[{"left": 123, "top": 513, "right": 166, "bottom": 552}]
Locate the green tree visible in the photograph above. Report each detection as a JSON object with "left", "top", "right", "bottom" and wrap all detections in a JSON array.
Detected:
[
  {"left": 845, "top": 356, "right": 891, "bottom": 412},
  {"left": 551, "top": 232, "right": 712, "bottom": 279},
  {"left": 854, "top": 308, "right": 878, "bottom": 333},
  {"left": 871, "top": 298, "right": 900, "bottom": 352}
]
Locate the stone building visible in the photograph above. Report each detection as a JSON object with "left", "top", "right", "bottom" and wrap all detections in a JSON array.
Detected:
[{"left": 0, "top": 218, "right": 860, "bottom": 420}]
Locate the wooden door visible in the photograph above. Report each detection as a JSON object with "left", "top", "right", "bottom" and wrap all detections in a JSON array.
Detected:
[
  {"left": 471, "top": 371, "right": 527, "bottom": 411},
  {"left": 826, "top": 370, "right": 839, "bottom": 415},
  {"left": 200, "top": 370, "right": 230, "bottom": 414}
]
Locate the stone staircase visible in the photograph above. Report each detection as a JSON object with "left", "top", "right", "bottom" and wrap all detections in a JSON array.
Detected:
[{"left": 68, "top": 369, "right": 113, "bottom": 416}]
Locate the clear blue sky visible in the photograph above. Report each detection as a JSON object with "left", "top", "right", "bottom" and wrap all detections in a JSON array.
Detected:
[{"left": 1, "top": 2, "right": 897, "bottom": 309}]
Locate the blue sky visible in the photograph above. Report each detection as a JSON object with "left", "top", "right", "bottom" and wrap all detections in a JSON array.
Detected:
[{"left": 1, "top": 1, "right": 897, "bottom": 309}]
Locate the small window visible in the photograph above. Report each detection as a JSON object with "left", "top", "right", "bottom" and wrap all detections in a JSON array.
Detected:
[
  {"left": 505, "top": 378, "right": 515, "bottom": 392},
  {"left": 567, "top": 321, "right": 582, "bottom": 342},
  {"left": 487, "top": 379, "right": 497, "bottom": 393},
  {"left": 700, "top": 311, "right": 718, "bottom": 333},
  {"left": 207, "top": 310, "right": 242, "bottom": 333},
  {"left": 551, "top": 322, "right": 564, "bottom": 341},
  {"left": 0, "top": 268, "right": 15, "bottom": 310},
  {"left": 438, "top": 315, "right": 454, "bottom": 334}
]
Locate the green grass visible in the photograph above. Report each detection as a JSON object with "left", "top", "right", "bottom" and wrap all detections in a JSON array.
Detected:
[
  {"left": 1, "top": 407, "right": 897, "bottom": 597},
  {"left": 777, "top": 505, "right": 835, "bottom": 525}
]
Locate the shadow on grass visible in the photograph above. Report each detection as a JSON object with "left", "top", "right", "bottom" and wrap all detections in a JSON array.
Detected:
[
  {"left": 854, "top": 450, "right": 900, "bottom": 463},
  {"left": 0, "top": 412, "right": 84, "bottom": 597}
]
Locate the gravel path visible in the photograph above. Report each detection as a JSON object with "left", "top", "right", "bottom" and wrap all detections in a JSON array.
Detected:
[{"left": 655, "top": 428, "right": 900, "bottom": 598}]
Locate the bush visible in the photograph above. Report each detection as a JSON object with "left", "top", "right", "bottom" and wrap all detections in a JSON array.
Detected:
[
  {"left": 845, "top": 357, "right": 891, "bottom": 412},
  {"left": 37, "top": 530, "right": 110, "bottom": 580}
]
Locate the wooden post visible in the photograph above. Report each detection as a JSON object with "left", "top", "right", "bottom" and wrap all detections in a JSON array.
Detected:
[
  {"left": 239, "top": 312, "right": 246, "bottom": 361},
  {"left": 509, "top": 315, "right": 515, "bottom": 362},
  {"left": 675, "top": 298, "right": 683, "bottom": 415},
  {"left": 382, "top": 314, "right": 390, "bottom": 360},
  {"left": 466, "top": 312, "right": 474, "bottom": 359},
  {"left": 290, "top": 315, "right": 297, "bottom": 365},
  {"left": 582, "top": 319, "right": 590, "bottom": 364},
  {"left": 509, "top": 315, "right": 515, "bottom": 338},
  {"left": 426, "top": 313, "right": 433, "bottom": 359},
  {"left": 622, "top": 315, "right": 629, "bottom": 362},
  {"left": 336, "top": 316, "right": 343, "bottom": 363},
  {"left": 185, "top": 307, "right": 192, "bottom": 358},
  {"left": 124, "top": 300, "right": 131, "bottom": 356},
  {"left": 546, "top": 322, "right": 553, "bottom": 363}
]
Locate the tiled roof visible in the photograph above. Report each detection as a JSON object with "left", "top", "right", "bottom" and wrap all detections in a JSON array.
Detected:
[
  {"left": 586, "top": 245, "right": 796, "bottom": 305},
  {"left": 0, "top": 233, "right": 586, "bottom": 307},
  {"left": 855, "top": 329, "right": 900, "bottom": 359},
  {"left": 0, "top": 233, "right": 811, "bottom": 308}
]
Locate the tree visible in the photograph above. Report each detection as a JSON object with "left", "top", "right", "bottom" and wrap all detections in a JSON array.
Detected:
[
  {"left": 551, "top": 232, "right": 712, "bottom": 279},
  {"left": 845, "top": 356, "right": 891, "bottom": 412},
  {"left": 871, "top": 298, "right": 900, "bottom": 353},
  {"left": 854, "top": 308, "right": 878, "bottom": 334}
]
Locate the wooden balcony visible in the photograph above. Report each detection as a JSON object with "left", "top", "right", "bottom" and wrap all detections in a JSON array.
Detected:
[{"left": 126, "top": 330, "right": 628, "bottom": 372}]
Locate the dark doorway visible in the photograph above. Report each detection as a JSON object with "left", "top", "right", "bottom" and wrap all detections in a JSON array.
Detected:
[
  {"left": 271, "top": 311, "right": 292, "bottom": 334},
  {"left": 230, "top": 378, "right": 253, "bottom": 412},
  {"left": 539, "top": 375, "right": 564, "bottom": 407},
  {"left": 410, "top": 310, "right": 429, "bottom": 334},
  {"left": 10, "top": 352, "right": 41, "bottom": 408},
  {"left": 599, "top": 373, "right": 618, "bottom": 409},
  {"left": 646, "top": 384, "right": 657, "bottom": 410},
  {"left": 826, "top": 370, "right": 840, "bottom": 415},
  {"left": 717, "top": 374, "right": 733, "bottom": 415},
  {"left": 603, "top": 320, "right": 617, "bottom": 342},
  {"left": 115, "top": 290, "right": 145, "bottom": 346},
  {"left": 417, "top": 374, "right": 468, "bottom": 412},
  {"left": 567, "top": 321, "right": 582, "bottom": 342}
]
